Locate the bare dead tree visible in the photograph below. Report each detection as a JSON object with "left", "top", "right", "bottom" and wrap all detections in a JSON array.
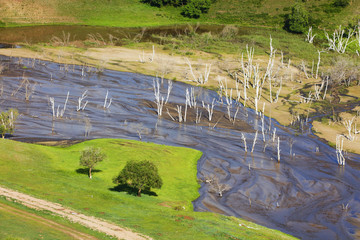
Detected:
[
  {"left": 301, "top": 61, "right": 309, "bottom": 79},
  {"left": 232, "top": 106, "right": 239, "bottom": 124},
  {"left": 277, "top": 137, "right": 281, "bottom": 162},
  {"left": 274, "top": 77, "right": 282, "bottom": 103},
  {"left": 103, "top": 90, "right": 112, "bottom": 109},
  {"left": 305, "top": 27, "right": 316, "bottom": 43},
  {"left": 263, "top": 36, "right": 276, "bottom": 103},
  {"left": 185, "top": 87, "right": 196, "bottom": 108},
  {"left": 289, "top": 138, "right": 295, "bottom": 156},
  {"left": 203, "top": 98, "right": 215, "bottom": 121},
  {"left": 251, "top": 131, "right": 258, "bottom": 153},
  {"left": 325, "top": 26, "right": 355, "bottom": 53},
  {"left": 336, "top": 135, "right": 346, "bottom": 166},
  {"left": 166, "top": 108, "right": 176, "bottom": 121},
  {"left": 323, "top": 76, "right": 329, "bottom": 100},
  {"left": 153, "top": 78, "right": 164, "bottom": 116},
  {"left": 49, "top": 97, "right": 55, "bottom": 118},
  {"left": 165, "top": 80, "right": 173, "bottom": 104},
  {"left": 343, "top": 116, "right": 356, "bottom": 141},
  {"left": 272, "top": 128, "right": 276, "bottom": 142},
  {"left": 209, "top": 175, "right": 231, "bottom": 197},
  {"left": 11, "top": 75, "right": 36, "bottom": 101},
  {"left": 176, "top": 105, "right": 183, "bottom": 122},
  {"left": 84, "top": 117, "right": 92, "bottom": 138},
  {"left": 315, "top": 50, "right": 323, "bottom": 79},
  {"left": 139, "top": 50, "right": 146, "bottom": 63},
  {"left": 50, "top": 91, "right": 69, "bottom": 118},
  {"left": 77, "top": 90, "right": 88, "bottom": 111},
  {"left": 195, "top": 107, "right": 202, "bottom": 124},
  {"left": 149, "top": 45, "right": 155, "bottom": 63},
  {"left": 185, "top": 58, "right": 211, "bottom": 84},
  {"left": 241, "top": 133, "right": 248, "bottom": 152}
]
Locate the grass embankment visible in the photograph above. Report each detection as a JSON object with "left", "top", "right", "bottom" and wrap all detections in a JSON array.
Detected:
[
  {"left": 0, "top": 0, "right": 359, "bottom": 29},
  {"left": 0, "top": 197, "right": 112, "bottom": 240},
  {"left": 0, "top": 139, "right": 296, "bottom": 240}
]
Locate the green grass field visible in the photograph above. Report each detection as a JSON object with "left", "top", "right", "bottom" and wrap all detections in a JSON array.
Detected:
[
  {"left": 0, "top": 197, "right": 113, "bottom": 240},
  {"left": 0, "top": 138, "right": 297, "bottom": 240}
]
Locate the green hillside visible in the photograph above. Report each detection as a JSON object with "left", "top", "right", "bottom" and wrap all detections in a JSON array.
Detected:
[
  {"left": 0, "top": 139, "right": 297, "bottom": 240},
  {"left": 0, "top": 0, "right": 359, "bottom": 29}
]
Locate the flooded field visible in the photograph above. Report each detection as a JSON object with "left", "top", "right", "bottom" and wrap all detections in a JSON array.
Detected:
[{"left": 0, "top": 55, "right": 360, "bottom": 239}]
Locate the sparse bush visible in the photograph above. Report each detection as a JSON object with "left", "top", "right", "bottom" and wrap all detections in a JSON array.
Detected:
[
  {"left": 220, "top": 25, "right": 239, "bottom": 39},
  {"left": 0, "top": 109, "right": 19, "bottom": 139},
  {"left": 327, "top": 57, "right": 359, "bottom": 86}
]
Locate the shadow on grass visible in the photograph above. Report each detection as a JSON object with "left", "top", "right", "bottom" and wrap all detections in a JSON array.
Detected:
[
  {"left": 109, "top": 184, "right": 158, "bottom": 197},
  {"left": 76, "top": 168, "right": 102, "bottom": 175}
]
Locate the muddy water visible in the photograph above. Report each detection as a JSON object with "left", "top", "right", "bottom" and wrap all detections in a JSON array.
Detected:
[
  {"left": 0, "top": 55, "right": 359, "bottom": 240},
  {"left": 0, "top": 24, "right": 230, "bottom": 44}
]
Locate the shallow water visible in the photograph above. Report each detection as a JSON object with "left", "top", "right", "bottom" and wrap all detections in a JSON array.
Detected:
[{"left": 0, "top": 55, "right": 359, "bottom": 239}]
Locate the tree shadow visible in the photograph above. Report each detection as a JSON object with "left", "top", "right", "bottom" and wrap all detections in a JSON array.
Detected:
[
  {"left": 75, "top": 168, "right": 102, "bottom": 175},
  {"left": 109, "top": 184, "right": 158, "bottom": 197}
]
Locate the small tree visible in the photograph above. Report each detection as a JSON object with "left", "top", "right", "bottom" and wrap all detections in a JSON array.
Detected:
[
  {"left": 0, "top": 109, "right": 19, "bottom": 139},
  {"left": 113, "top": 160, "right": 162, "bottom": 197},
  {"left": 79, "top": 147, "right": 106, "bottom": 179}
]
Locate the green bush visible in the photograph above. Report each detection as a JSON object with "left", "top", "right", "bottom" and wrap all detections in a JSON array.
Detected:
[
  {"left": 181, "top": 3, "right": 202, "bottom": 18},
  {"left": 181, "top": 0, "right": 211, "bottom": 18},
  {"left": 285, "top": 2, "right": 309, "bottom": 33},
  {"left": 333, "top": 0, "right": 350, "bottom": 7},
  {"left": 191, "top": 0, "right": 211, "bottom": 13},
  {"left": 143, "top": 0, "right": 211, "bottom": 18},
  {"left": 142, "top": 0, "right": 188, "bottom": 7}
]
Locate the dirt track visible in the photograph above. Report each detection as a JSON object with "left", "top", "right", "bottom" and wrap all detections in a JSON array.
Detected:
[
  {"left": 0, "top": 186, "right": 151, "bottom": 240},
  {"left": 0, "top": 202, "right": 98, "bottom": 240}
]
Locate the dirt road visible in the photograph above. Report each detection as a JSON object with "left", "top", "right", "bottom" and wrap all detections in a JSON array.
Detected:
[
  {"left": 0, "top": 202, "right": 99, "bottom": 240},
  {"left": 0, "top": 186, "right": 151, "bottom": 240}
]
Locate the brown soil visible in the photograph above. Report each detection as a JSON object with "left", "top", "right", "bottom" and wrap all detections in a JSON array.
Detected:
[
  {"left": 143, "top": 100, "right": 255, "bottom": 132},
  {"left": 14, "top": 138, "right": 84, "bottom": 146},
  {"left": 176, "top": 215, "right": 195, "bottom": 220},
  {"left": 0, "top": 186, "right": 152, "bottom": 240},
  {"left": 0, "top": 202, "right": 98, "bottom": 240},
  {"left": 0, "top": 0, "right": 76, "bottom": 24}
]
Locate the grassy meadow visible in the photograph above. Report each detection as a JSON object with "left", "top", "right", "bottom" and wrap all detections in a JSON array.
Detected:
[{"left": 0, "top": 138, "right": 297, "bottom": 240}]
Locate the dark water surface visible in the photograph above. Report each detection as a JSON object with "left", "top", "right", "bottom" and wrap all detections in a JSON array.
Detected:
[
  {"left": 0, "top": 55, "right": 359, "bottom": 240},
  {"left": 0, "top": 24, "right": 230, "bottom": 44}
]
